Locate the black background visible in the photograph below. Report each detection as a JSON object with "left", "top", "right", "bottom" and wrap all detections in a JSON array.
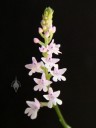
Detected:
[{"left": 1, "top": 0, "right": 96, "bottom": 128}]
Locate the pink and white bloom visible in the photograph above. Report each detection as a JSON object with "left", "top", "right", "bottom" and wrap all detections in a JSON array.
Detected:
[
  {"left": 41, "top": 54, "right": 60, "bottom": 71},
  {"left": 24, "top": 98, "right": 40, "bottom": 119},
  {"left": 43, "top": 87, "right": 62, "bottom": 108},
  {"left": 34, "top": 73, "right": 52, "bottom": 92},
  {"left": 51, "top": 65, "right": 67, "bottom": 82},
  {"left": 25, "top": 57, "right": 43, "bottom": 76},
  {"left": 47, "top": 39, "right": 62, "bottom": 55}
]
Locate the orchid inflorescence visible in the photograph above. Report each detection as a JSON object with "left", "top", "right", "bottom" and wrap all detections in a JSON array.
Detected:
[{"left": 24, "top": 7, "right": 67, "bottom": 120}]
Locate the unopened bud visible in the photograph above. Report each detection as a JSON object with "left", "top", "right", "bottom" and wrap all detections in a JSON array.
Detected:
[
  {"left": 33, "top": 38, "right": 40, "bottom": 43},
  {"left": 49, "top": 26, "right": 56, "bottom": 33},
  {"left": 52, "top": 26, "right": 56, "bottom": 33},
  {"left": 38, "top": 27, "right": 43, "bottom": 33},
  {"left": 43, "top": 26, "right": 47, "bottom": 31},
  {"left": 45, "top": 32, "right": 50, "bottom": 38}
]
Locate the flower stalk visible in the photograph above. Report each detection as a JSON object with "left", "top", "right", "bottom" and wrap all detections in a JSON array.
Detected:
[
  {"left": 24, "top": 7, "right": 71, "bottom": 128},
  {"left": 54, "top": 105, "right": 71, "bottom": 128}
]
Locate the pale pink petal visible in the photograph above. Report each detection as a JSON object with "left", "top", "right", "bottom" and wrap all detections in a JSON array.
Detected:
[
  {"left": 24, "top": 107, "right": 31, "bottom": 114},
  {"left": 53, "top": 100, "right": 57, "bottom": 105},
  {"left": 33, "top": 78, "right": 40, "bottom": 84},
  {"left": 28, "top": 70, "right": 33, "bottom": 76},
  {"left": 53, "top": 76, "right": 58, "bottom": 82},
  {"left": 59, "top": 68, "right": 67, "bottom": 75},
  {"left": 28, "top": 109, "right": 34, "bottom": 116},
  {"left": 31, "top": 111, "right": 37, "bottom": 119},
  {"left": 43, "top": 86, "right": 48, "bottom": 92},
  {"left": 52, "top": 58, "right": 60, "bottom": 64},
  {"left": 42, "top": 73, "right": 46, "bottom": 80},
  {"left": 25, "top": 64, "right": 32, "bottom": 69},
  {"left": 58, "top": 77, "right": 62, "bottom": 81},
  {"left": 48, "top": 87, "right": 53, "bottom": 94},
  {"left": 32, "top": 57, "right": 37, "bottom": 63},
  {"left": 54, "top": 64, "right": 58, "bottom": 69},
  {"left": 50, "top": 39, "right": 54, "bottom": 45},
  {"left": 54, "top": 90, "right": 60, "bottom": 97},
  {"left": 34, "top": 85, "right": 39, "bottom": 91},
  {"left": 38, "top": 86, "right": 43, "bottom": 91},
  {"left": 48, "top": 101, "right": 53, "bottom": 108},
  {"left": 34, "top": 98, "right": 40, "bottom": 108},
  {"left": 61, "top": 76, "right": 66, "bottom": 81},
  {"left": 56, "top": 44, "right": 60, "bottom": 48},
  {"left": 45, "top": 80, "right": 52, "bottom": 85},
  {"left": 26, "top": 101, "right": 34, "bottom": 107},
  {"left": 56, "top": 99, "right": 62, "bottom": 105}
]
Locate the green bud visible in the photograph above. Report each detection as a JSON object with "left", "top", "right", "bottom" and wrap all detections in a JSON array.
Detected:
[
  {"left": 43, "top": 7, "right": 54, "bottom": 20},
  {"left": 41, "top": 7, "right": 54, "bottom": 32}
]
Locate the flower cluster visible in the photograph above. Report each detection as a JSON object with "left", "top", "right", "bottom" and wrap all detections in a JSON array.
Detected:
[{"left": 24, "top": 7, "right": 67, "bottom": 120}]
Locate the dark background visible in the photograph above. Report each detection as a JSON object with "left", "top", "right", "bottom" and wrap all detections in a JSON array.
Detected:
[{"left": 1, "top": 0, "right": 96, "bottom": 128}]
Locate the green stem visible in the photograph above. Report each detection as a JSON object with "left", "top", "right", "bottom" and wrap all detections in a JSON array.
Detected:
[
  {"left": 54, "top": 105, "right": 71, "bottom": 128},
  {"left": 43, "top": 30, "right": 71, "bottom": 128},
  {"left": 48, "top": 33, "right": 53, "bottom": 43}
]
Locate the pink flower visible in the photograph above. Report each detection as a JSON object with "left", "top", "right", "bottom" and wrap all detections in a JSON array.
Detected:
[
  {"left": 25, "top": 57, "right": 43, "bottom": 76},
  {"left": 34, "top": 73, "right": 52, "bottom": 92},
  {"left": 47, "top": 39, "right": 61, "bottom": 55},
  {"left": 43, "top": 87, "right": 62, "bottom": 108},
  {"left": 24, "top": 98, "right": 40, "bottom": 119},
  {"left": 51, "top": 65, "right": 67, "bottom": 82}
]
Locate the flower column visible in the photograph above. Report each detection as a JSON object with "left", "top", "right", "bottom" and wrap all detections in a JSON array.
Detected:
[{"left": 24, "top": 7, "right": 71, "bottom": 128}]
